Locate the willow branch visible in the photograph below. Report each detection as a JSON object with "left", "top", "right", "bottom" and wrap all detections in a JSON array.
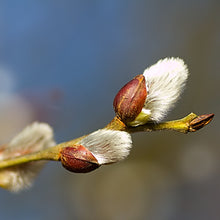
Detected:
[{"left": 0, "top": 112, "right": 214, "bottom": 169}]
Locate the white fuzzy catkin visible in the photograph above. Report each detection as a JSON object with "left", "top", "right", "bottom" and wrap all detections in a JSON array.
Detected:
[
  {"left": 0, "top": 122, "right": 56, "bottom": 192},
  {"left": 79, "top": 129, "right": 132, "bottom": 165},
  {"left": 143, "top": 57, "right": 188, "bottom": 122}
]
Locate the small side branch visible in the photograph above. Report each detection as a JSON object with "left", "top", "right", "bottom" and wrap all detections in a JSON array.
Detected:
[{"left": 127, "top": 113, "right": 214, "bottom": 134}]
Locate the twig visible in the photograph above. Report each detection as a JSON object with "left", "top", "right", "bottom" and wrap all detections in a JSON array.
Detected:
[{"left": 0, "top": 112, "right": 214, "bottom": 169}]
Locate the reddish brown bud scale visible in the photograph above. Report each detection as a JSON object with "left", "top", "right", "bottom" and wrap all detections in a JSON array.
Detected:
[
  {"left": 113, "top": 74, "right": 147, "bottom": 123},
  {"left": 60, "top": 145, "right": 100, "bottom": 173},
  {"left": 189, "top": 113, "right": 214, "bottom": 132}
]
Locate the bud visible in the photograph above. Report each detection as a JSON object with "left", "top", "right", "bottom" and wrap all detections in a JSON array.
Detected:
[
  {"left": 142, "top": 57, "right": 188, "bottom": 123},
  {"left": 113, "top": 58, "right": 189, "bottom": 127},
  {"left": 113, "top": 74, "right": 147, "bottom": 124},
  {"left": 60, "top": 129, "right": 132, "bottom": 172},
  {"left": 79, "top": 129, "right": 132, "bottom": 164},
  {"left": 189, "top": 114, "right": 214, "bottom": 132},
  {"left": 60, "top": 145, "right": 100, "bottom": 173},
  {"left": 0, "top": 122, "right": 56, "bottom": 192}
]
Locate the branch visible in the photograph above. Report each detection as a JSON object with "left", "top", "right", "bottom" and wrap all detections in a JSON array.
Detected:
[{"left": 0, "top": 112, "right": 214, "bottom": 170}]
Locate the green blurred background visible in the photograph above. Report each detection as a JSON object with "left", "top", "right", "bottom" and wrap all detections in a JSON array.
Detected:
[{"left": 0, "top": 1, "right": 219, "bottom": 219}]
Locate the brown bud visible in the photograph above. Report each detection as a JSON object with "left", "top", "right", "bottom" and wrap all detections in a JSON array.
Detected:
[
  {"left": 113, "top": 74, "right": 147, "bottom": 123},
  {"left": 189, "top": 113, "right": 214, "bottom": 132},
  {"left": 60, "top": 145, "right": 100, "bottom": 173}
]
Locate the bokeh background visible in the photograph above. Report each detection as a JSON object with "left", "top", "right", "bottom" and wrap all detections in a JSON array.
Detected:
[{"left": 0, "top": 1, "right": 219, "bottom": 220}]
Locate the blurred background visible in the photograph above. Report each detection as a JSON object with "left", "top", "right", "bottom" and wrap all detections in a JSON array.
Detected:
[{"left": 0, "top": 1, "right": 219, "bottom": 219}]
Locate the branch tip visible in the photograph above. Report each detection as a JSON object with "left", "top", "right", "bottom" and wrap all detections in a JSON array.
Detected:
[{"left": 189, "top": 113, "right": 214, "bottom": 132}]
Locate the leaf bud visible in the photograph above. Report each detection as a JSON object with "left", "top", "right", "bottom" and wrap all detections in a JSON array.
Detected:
[{"left": 189, "top": 113, "right": 214, "bottom": 132}]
